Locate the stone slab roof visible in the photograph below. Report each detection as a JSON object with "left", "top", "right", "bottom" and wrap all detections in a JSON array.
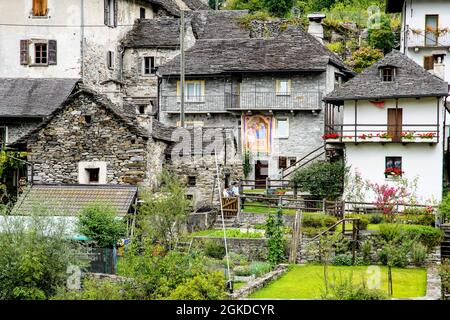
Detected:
[
  {"left": 147, "top": 0, "right": 182, "bottom": 16},
  {"left": 188, "top": 10, "right": 250, "bottom": 40},
  {"left": 12, "top": 184, "right": 137, "bottom": 216},
  {"left": 324, "top": 50, "right": 449, "bottom": 103},
  {"left": 121, "top": 18, "right": 182, "bottom": 48},
  {"left": 183, "top": 0, "right": 210, "bottom": 10},
  {"left": 0, "top": 78, "right": 79, "bottom": 118},
  {"left": 159, "top": 26, "right": 351, "bottom": 76}
]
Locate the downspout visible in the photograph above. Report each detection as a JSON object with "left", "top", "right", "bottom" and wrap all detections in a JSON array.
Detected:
[{"left": 157, "top": 76, "right": 162, "bottom": 121}]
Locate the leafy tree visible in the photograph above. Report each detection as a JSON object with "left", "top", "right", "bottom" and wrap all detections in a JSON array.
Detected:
[
  {"left": 263, "top": 0, "right": 294, "bottom": 17},
  {"left": 242, "top": 150, "right": 252, "bottom": 179},
  {"left": 265, "top": 210, "right": 286, "bottom": 265},
  {"left": 345, "top": 47, "right": 383, "bottom": 73},
  {"left": 367, "top": 14, "right": 395, "bottom": 53},
  {"left": 291, "top": 161, "right": 347, "bottom": 200},
  {"left": 77, "top": 203, "right": 126, "bottom": 248},
  {"left": 0, "top": 210, "right": 87, "bottom": 300},
  {"left": 310, "top": 0, "right": 337, "bottom": 11},
  {"left": 137, "top": 170, "right": 190, "bottom": 250},
  {"left": 223, "top": 0, "right": 266, "bottom": 12},
  {"left": 439, "top": 192, "right": 450, "bottom": 223}
]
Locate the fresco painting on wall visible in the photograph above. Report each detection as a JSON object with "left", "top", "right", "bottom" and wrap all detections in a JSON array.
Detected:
[{"left": 242, "top": 115, "right": 272, "bottom": 154}]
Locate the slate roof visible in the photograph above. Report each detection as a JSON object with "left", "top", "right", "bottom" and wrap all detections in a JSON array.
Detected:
[
  {"left": 0, "top": 78, "right": 79, "bottom": 118},
  {"left": 146, "top": 0, "right": 181, "bottom": 17},
  {"left": 324, "top": 50, "right": 449, "bottom": 103},
  {"left": 9, "top": 88, "right": 173, "bottom": 147},
  {"left": 12, "top": 184, "right": 137, "bottom": 216},
  {"left": 158, "top": 26, "right": 352, "bottom": 76},
  {"left": 183, "top": 0, "right": 210, "bottom": 10},
  {"left": 121, "top": 10, "right": 249, "bottom": 49}
]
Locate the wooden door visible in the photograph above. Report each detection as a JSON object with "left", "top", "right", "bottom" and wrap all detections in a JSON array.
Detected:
[
  {"left": 255, "top": 160, "right": 268, "bottom": 188},
  {"left": 388, "top": 108, "right": 403, "bottom": 142}
]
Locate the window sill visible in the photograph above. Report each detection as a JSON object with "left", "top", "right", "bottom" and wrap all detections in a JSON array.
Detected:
[
  {"left": 276, "top": 93, "right": 291, "bottom": 96},
  {"left": 29, "top": 15, "right": 50, "bottom": 19},
  {"left": 29, "top": 64, "right": 49, "bottom": 67}
]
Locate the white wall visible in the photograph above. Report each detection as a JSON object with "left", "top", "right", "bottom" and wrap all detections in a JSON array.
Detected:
[
  {"left": 343, "top": 97, "right": 445, "bottom": 203},
  {"left": 401, "top": 0, "right": 450, "bottom": 81}
]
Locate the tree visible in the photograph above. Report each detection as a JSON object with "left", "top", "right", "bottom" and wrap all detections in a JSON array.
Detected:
[
  {"left": 77, "top": 203, "right": 126, "bottom": 248},
  {"left": 367, "top": 14, "right": 395, "bottom": 53},
  {"left": 265, "top": 210, "right": 286, "bottom": 265},
  {"left": 209, "top": 0, "right": 224, "bottom": 9},
  {"left": 345, "top": 47, "right": 384, "bottom": 73},
  {"left": 0, "top": 210, "right": 87, "bottom": 300},
  {"left": 137, "top": 170, "right": 190, "bottom": 250},
  {"left": 291, "top": 161, "right": 347, "bottom": 200},
  {"left": 263, "top": 0, "right": 294, "bottom": 17}
]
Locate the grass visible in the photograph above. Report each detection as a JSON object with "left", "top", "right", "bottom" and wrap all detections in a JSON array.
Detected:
[
  {"left": 242, "top": 201, "right": 296, "bottom": 215},
  {"left": 234, "top": 281, "right": 247, "bottom": 290},
  {"left": 190, "top": 228, "right": 264, "bottom": 238},
  {"left": 250, "top": 264, "right": 427, "bottom": 299},
  {"left": 243, "top": 189, "right": 266, "bottom": 194}
]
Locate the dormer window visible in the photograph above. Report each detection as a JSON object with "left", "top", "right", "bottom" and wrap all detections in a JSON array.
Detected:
[{"left": 381, "top": 67, "right": 396, "bottom": 82}]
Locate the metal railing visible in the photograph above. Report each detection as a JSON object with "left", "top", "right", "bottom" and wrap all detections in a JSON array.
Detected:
[
  {"left": 324, "top": 123, "right": 440, "bottom": 144},
  {"left": 161, "top": 91, "right": 323, "bottom": 113},
  {"left": 406, "top": 29, "right": 450, "bottom": 48}
]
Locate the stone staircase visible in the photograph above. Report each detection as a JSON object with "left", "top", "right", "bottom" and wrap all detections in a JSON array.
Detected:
[
  {"left": 213, "top": 216, "right": 237, "bottom": 229},
  {"left": 441, "top": 224, "right": 450, "bottom": 261}
]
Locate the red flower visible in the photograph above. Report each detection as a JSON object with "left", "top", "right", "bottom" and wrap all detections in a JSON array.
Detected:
[
  {"left": 384, "top": 168, "right": 404, "bottom": 177},
  {"left": 322, "top": 133, "right": 340, "bottom": 140}
]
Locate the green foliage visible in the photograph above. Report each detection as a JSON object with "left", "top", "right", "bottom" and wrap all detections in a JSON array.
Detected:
[
  {"left": 262, "top": 0, "right": 294, "bottom": 17},
  {"left": 138, "top": 171, "right": 190, "bottom": 250},
  {"left": 52, "top": 278, "right": 135, "bottom": 300},
  {"left": 378, "top": 223, "right": 442, "bottom": 251},
  {"left": 439, "top": 261, "right": 450, "bottom": 296},
  {"left": 323, "top": 272, "right": 388, "bottom": 300},
  {"left": 0, "top": 211, "right": 87, "bottom": 300},
  {"left": 242, "top": 150, "right": 252, "bottom": 179},
  {"left": 302, "top": 213, "right": 338, "bottom": 228},
  {"left": 265, "top": 210, "right": 286, "bottom": 265},
  {"left": 345, "top": 214, "right": 369, "bottom": 230},
  {"left": 204, "top": 239, "right": 226, "bottom": 259},
  {"left": 345, "top": 47, "right": 384, "bottom": 73},
  {"left": 394, "top": 213, "right": 435, "bottom": 227},
  {"left": 331, "top": 254, "right": 365, "bottom": 266},
  {"left": 368, "top": 213, "right": 385, "bottom": 224},
  {"left": 224, "top": 0, "right": 266, "bottom": 12},
  {"left": 439, "top": 192, "right": 450, "bottom": 223},
  {"left": 193, "top": 228, "right": 263, "bottom": 238},
  {"left": 411, "top": 243, "right": 428, "bottom": 267},
  {"left": 378, "top": 237, "right": 412, "bottom": 268},
  {"left": 360, "top": 240, "right": 373, "bottom": 263},
  {"left": 77, "top": 203, "right": 126, "bottom": 248},
  {"left": 291, "top": 161, "right": 347, "bottom": 200},
  {"left": 169, "top": 272, "right": 226, "bottom": 300},
  {"left": 367, "top": 14, "right": 395, "bottom": 53},
  {"left": 249, "top": 261, "right": 273, "bottom": 277}
]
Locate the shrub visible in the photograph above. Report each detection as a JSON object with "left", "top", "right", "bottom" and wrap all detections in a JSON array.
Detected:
[
  {"left": 401, "top": 225, "right": 443, "bottom": 250},
  {"left": 226, "top": 252, "right": 249, "bottom": 268},
  {"left": 378, "top": 223, "right": 402, "bottom": 242},
  {"left": 331, "top": 254, "right": 365, "bottom": 266},
  {"left": 302, "top": 213, "right": 338, "bottom": 229},
  {"left": 411, "top": 243, "right": 428, "bottom": 266},
  {"left": 169, "top": 272, "right": 226, "bottom": 300},
  {"left": 77, "top": 203, "right": 126, "bottom": 248},
  {"left": 234, "top": 265, "right": 252, "bottom": 277},
  {"left": 52, "top": 278, "right": 135, "bottom": 300},
  {"left": 394, "top": 214, "right": 435, "bottom": 227},
  {"left": 249, "top": 261, "right": 273, "bottom": 277},
  {"left": 291, "top": 161, "right": 347, "bottom": 200},
  {"left": 345, "top": 214, "right": 369, "bottom": 230},
  {"left": 345, "top": 287, "right": 388, "bottom": 300},
  {"left": 345, "top": 47, "right": 384, "bottom": 73},
  {"left": 204, "top": 240, "right": 226, "bottom": 260},
  {"left": 324, "top": 272, "right": 388, "bottom": 300},
  {"left": 368, "top": 214, "right": 385, "bottom": 224},
  {"left": 265, "top": 211, "right": 286, "bottom": 265},
  {"left": 360, "top": 240, "right": 373, "bottom": 263},
  {"left": 439, "top": 261, "right": 450, "bottom": 296},
  {"left": 439, "top": 193, "right": 450, "bottom": 223},
  {"left": 378, "top": 242, "right": 410, "bottom": 268}
]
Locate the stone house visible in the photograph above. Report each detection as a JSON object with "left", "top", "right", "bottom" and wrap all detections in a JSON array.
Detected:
[
  {"left": 158, "top": 23, "right": 353, "bottom": 184},
  {"left": 10, "top": 88, "right": 172, "bottom": 189},
  {"left": 324, "top": 50, "right": 449, "bottom": 203}
]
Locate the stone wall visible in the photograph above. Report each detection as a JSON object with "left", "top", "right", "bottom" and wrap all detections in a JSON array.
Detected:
[
  {"left": 27, "top": 92, "right": 165, "bottom": 187},
  {"left": 193, "top": 236, "right": 268, "bottom": 260},
  {"left": 238, "top": 212, "right": 296, "bottom": 226},
  {"left": 1, "top": 118, "right": 43, "bottom": 144}
]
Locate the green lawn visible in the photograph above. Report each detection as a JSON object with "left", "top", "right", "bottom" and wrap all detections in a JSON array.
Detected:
[
  {"left": 242, "top": 201, "right": 296, "bottom": 215},
  {"left": 234, "top": 281, "right": 247, "bottom": 290},
  {"left": 250, "top": 265, "right": 427, "bottom": 299},
  {"left": 190, "top": 228, "right": 264, "bottom": 238}
]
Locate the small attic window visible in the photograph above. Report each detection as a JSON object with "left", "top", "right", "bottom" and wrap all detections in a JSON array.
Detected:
[
  {"left": 381, "top": 67, "right": 396, "bottom": 82},
  {"left": 84, "top": 115, "right": 92, "bottom": 124}
]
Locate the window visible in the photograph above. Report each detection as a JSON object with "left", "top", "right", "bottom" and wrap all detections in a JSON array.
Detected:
[
  {"left": 177, "top": 80, "right": 205, "bottom": 102},
  {"left": 34, "top": 43, "right": 47, "bottom": 65},
  {"left": 140, "top": 7, "right": 146, "bottom": 19},
  {"left": 86, "top": 168, "right": 100, "bottom": 183},
  {"left": 0, "top": 127, "right": 7, "bottom": 147},
  {"left": 105, "top": 0, "right": 117, "bottom": 27},
  {"left": 278, "top": 157, "right": 287, "bottom": 169},
  {"left": 143, "top": 57, "right": 155, "bottom": 75},
  {"left": 424, "top": 56, "right": 435, "bottom": 70},
  {"left": 138, "top": 105, "right": 147, "bottom": 115},
  {"left": 84, "top": 115, "right": 92, "bottom": 124},
  {"left": 276, "top": 118, "right": 289, "bottom": 138},
  {"left": 32, "top": 0, "right": 48, "bottom": 17},
  {"left": 107, "top": 51, "right": 114, "bottom": 69},
  {"left": 425, "top": 15, "right": 439, "bottom": 46},
  {"left": 385, "top": 157, "right": 402, "bottom": 178},
  {"left": 188, "top": 176, "right": 197, "bottom": 187},
  {"left": 289, "top": 157, "right": 297, "bottom": 167},
  {"left": 381, "top": 67, "right": 395, "bottom": 82},
  {"left": 276, "top": 79, "right": 291, "bottom": 95}
]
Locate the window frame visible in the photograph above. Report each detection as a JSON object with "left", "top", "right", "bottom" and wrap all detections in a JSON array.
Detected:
[
  {"left": 142, "top": 56, "right": 156, "bottom": 75},
  {"left": 278, "top": 157, "right": 287, "bottom": 169},
  {"left": 86, "top": 168, "right": 100, "bottom": 184},
  {"left": 276, "top": 79, "right": 292, "bottom": 96},
  {"left": 140, "top": 7, "right": 146, "bottom": 19},
  {"left": 107, "top": 51, "right": 115, "bottom": 70},
  {"left": 187, "top": 176, "right": 197, "bottom": 187},
  {"left": 381, "top": 67, "right": 395, "bottom": 82},
  {"left": 275, "top": 117, "right": 289, "bottom": 139},
  {"left": 425, "top": 14, "right": 439, "bottom": 47},
  {"left": 385, "top": 156, "right": 403, "bottom": 179},
  {"left": 33, "top": 41, "right": 48, "bottom": 66},
  {"left": 177, "top": 80, "right": 205, "bottom": 103}
]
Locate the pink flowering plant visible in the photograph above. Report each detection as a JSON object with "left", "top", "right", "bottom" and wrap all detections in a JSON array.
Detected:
[{"left": 370, "top": 183, "right": 410, "bottom": 219}]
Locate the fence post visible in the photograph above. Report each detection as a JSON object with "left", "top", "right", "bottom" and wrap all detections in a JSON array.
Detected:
[
  {"left": 266, "top": 177, "right": 270, "bottom": 194},
  {"left": 322, "top": 198, "right": 326, "bottom": 214}
]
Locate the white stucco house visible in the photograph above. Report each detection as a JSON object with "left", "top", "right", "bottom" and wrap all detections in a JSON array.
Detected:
[
  {"left": 386, "top": 0, "right": 450, "bottom": 82},
  {"left": 324, "top": 50, "right": 449, "bottom": 203}
]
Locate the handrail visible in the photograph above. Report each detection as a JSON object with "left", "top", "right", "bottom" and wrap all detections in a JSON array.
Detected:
[
  {"left": 309, "top": 218, "right": 360, "bottom": 242},
  {"left": 281, "top": 144, "right": 325, "bottom": 177}
]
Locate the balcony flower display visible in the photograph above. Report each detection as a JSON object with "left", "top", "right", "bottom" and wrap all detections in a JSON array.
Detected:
[
  {"left": 417, "top": 132, "right": 435, "bottom": 139},
  {"left": 376, "top": 132, "right": 392, "bottom": 140},
  {"left": 401, "top": 131, "right": 415, "bottom": 139},
  {"left": 322, "top": 133, "right": 340, "bottom": 140},
  {"left": 384, "top": 168, "right": 404, "bottom": 177}
]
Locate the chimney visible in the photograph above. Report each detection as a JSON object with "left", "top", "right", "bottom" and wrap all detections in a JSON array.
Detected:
[
  {"left": 432, "top": 51, "right": 446, "bottom": 80},
  {"left": 307, "top": 13, "right": 326, "bottom": 44}
]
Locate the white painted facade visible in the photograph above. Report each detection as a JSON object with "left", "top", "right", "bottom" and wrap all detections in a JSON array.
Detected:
[
  {"left": 342, "top": 97, "right": 445, "bottom": 203},
  {"left": 398, "top": 0, "right": 450, "bottom": 82}
]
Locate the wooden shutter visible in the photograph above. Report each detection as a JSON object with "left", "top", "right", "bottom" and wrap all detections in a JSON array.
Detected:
[
  {"left": 104, "top": 0, "right": 110, "bottom": 26},
  {"left": 48, "top": 40, "right": 57, "bottom": 65},
  {"left": 20, "top": 40, "right": 29, "bottom": 65},
  {"left": 278, "top": 157, "right": 287, "bottom": 169},
  {"left": 424, "top": 56, "right": 434, "bottom": 70},
  {"left": 388, "top": 108, "right": 403, "bottom": 142}
]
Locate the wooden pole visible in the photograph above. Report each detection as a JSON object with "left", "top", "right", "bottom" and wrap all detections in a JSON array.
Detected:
[{"left": 180, "top": 10, "right": 185, "bottom": 128}]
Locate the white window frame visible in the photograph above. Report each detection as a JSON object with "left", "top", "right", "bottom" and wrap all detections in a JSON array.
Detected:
[
  {"left": 275, "top": 118, "right": 289, "bottom": 138},
  {"left": 142, "top": 56, "right": 155, "bottom": 75},
  {"left": 276, "top": 79, "right": 291, "bottom": 96},
  {"left": 177, "top": 80, "right": 205, "bottom": 103},
  {"left": 78, "top": 161, "right": 107, "bottom": 184}
]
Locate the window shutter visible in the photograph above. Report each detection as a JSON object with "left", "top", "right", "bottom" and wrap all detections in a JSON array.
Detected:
[
  {"left": 20, "top": 40, "right": 29, "bottom": 65},
  {"left": 138, "top": 57, "right": 143, "bottom": 75},
  {"left": 113, "top": 0, "right": 118, "bottom": 27},
  {"left": 424, "top": 56, "right": 434, "bottom": 70},
  {"left": 104, "top": 0, "right": 110, "bottom": 26},
  {"left": 48, "top": 40, "right": 57, "bottom": 65}
]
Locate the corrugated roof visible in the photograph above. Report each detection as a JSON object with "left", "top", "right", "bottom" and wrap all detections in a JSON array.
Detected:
[
  {"left": 0, "top": 78, "right": 79, "bottom": 117},
  {"left": 324, "top": 50, "right": 449, "bottom": 103},
  {"left": 12, "top": 184, "right": 138, "bottom": 216}
]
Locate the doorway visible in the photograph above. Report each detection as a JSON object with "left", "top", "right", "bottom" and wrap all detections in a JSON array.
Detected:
[
  {"left": 255, "top": 160, "right": 269, "bottom": 188},
  {"left": 388, "top": 108, "right": 403, "bottom": 142}
]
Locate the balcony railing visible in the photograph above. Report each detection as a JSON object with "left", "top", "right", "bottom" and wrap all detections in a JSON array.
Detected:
[
  {"left": 161, "top": 91, "right": 323, "bottom": 113},
  {"left": 324, "top": 124, "right": 440, "bottom": 144},
  {"left": 406, "top": 29, "right": 450, "bottom": 48}
]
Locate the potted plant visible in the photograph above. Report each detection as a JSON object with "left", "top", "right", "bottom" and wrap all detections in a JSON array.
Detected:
[
  {"left": 401, "top": 131, "right": 415, "bottom": 142},
  {"left": 322, "top": 133, "right": 341, "bottom": 142},
  {"left": 376, "top": 132, "right": 392, "bottom": 142},
  {"left": 384, "top": 168, "right": 404, "bottom": 179}
]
